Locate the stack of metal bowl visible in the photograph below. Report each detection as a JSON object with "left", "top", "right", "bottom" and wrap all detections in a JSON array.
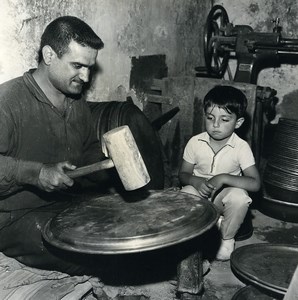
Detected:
[{"left": 262, "top": 118, "right": 298, "bottom": 222}]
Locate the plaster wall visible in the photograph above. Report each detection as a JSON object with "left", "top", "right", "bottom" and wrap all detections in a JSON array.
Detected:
[
  {"left": 0, "top": 0, "right": 209, "bottom": 102},
  {"left": 214, "top": 0, "right": 298, "bottom": 122}
]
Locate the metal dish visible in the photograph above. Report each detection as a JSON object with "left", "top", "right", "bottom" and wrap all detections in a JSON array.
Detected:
[
  {"left": 232, "top": 285, "right": 280, "bottom": 300},
  {"left": 42, "top": 190, "right": 218, "bottom": 254},
  {"left": 231, "top": 243, "right": 298, "bottom": 297}
]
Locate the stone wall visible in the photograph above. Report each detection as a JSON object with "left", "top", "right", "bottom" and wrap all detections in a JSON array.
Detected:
[{"left": 0, "top": 0, "right": 210, "bottom": 102}]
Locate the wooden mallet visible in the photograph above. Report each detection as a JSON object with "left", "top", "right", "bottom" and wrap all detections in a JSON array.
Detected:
[{"left": 66, "top": 125, "right": 150, "bottom": 191}]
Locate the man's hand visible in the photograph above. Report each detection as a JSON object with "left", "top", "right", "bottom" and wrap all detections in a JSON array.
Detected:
[{"left": 37, "top": 161, "right": 76, "bottom": 192}]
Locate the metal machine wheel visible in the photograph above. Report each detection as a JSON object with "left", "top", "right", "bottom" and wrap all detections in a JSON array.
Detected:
[{"left": 204, "top": 5, "right": 230, "bottom": 78}]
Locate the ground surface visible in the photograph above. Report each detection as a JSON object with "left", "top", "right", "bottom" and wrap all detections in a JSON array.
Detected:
[{"left": 100, "top": 209, "right": 298, "bottom": 300}]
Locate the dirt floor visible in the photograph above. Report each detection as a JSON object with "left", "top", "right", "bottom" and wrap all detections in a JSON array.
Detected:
[{"left": 97, "top": 208, "right": 298, "bottom": 300}]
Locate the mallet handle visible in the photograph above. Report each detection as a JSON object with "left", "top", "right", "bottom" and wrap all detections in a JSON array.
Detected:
[{"left": 66, "top": 159, "right": 114, "bottom": 178}]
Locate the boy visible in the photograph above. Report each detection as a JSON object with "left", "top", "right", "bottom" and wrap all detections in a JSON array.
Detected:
[{"left": 179, "top": 85, "right": 261, "bottom": 261}]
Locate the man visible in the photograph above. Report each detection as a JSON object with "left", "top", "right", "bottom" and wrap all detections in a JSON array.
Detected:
[{"left": 0, "top": 16, "right": 105, "bottom": 273}]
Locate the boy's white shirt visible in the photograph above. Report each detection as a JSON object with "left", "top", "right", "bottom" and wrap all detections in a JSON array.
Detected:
[{"left": 183, "top": 132, "right": 255, "bottom": 179}]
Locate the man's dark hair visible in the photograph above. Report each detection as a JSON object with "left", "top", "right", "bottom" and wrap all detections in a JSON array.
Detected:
[
  {"left": 38, "top": 16, "right": 104, "bottom": 63},
  {"left": 203, "top": 85, "right": 248, "bottom": 118}
]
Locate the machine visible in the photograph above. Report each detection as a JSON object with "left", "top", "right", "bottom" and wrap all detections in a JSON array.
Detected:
[
  {"left": 195, "top": 5, "right": 298, "bottom": 166},
  {"left": 197, "top": 5, "right": 298, "bottom": 84}
]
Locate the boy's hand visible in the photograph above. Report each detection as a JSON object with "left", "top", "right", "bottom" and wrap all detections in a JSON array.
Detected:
[
  {"left": 197, "top": 179, "right": 216, "bottom": 199},
  {"left": 208, "top": 174, "right": 226, "bottom": 197}
]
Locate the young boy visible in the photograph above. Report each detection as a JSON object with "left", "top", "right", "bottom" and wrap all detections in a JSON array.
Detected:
[{"left": 179, "top": 85, "right": 261, "bottom": 261}]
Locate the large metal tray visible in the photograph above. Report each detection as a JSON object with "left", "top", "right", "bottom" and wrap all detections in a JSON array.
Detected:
[
  {"left": 232, "top": 285, "right": 278, "bottom": 300},
  {"left": 42, "top": 190, "right": 218, "bottom": 254},
  {"left": 231, "top": 243, "right": 298, "bottom": 298}
]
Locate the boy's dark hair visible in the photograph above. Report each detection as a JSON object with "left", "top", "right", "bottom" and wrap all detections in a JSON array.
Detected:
[
  {"left": 203, "top": 85, "right": 248, "bottom": 118},
  {"left": 38, "top": 16, "right": 104, "bottom": 63}
]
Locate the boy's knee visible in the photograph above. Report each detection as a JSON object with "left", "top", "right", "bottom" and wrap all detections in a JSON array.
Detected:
[{"left": 222, "top": 188, "right": 252, "bottom": 208}]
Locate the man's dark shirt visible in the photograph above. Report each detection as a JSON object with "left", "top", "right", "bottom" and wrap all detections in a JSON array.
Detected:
[{"left": 0, "top": 70, "right": 103, "bottom": 210}]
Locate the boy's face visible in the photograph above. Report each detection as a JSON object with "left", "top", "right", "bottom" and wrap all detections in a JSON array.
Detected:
[{"left": 204, "top": 105, "right": 244, "bottom": 142}]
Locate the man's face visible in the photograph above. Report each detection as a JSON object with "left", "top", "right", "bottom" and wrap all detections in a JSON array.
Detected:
[
  {"left": 48, "top": 40, "right": 98, "bottom": 95},
  {"left": 204, "top": 105, "right": 241, "bottom": 142}
]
